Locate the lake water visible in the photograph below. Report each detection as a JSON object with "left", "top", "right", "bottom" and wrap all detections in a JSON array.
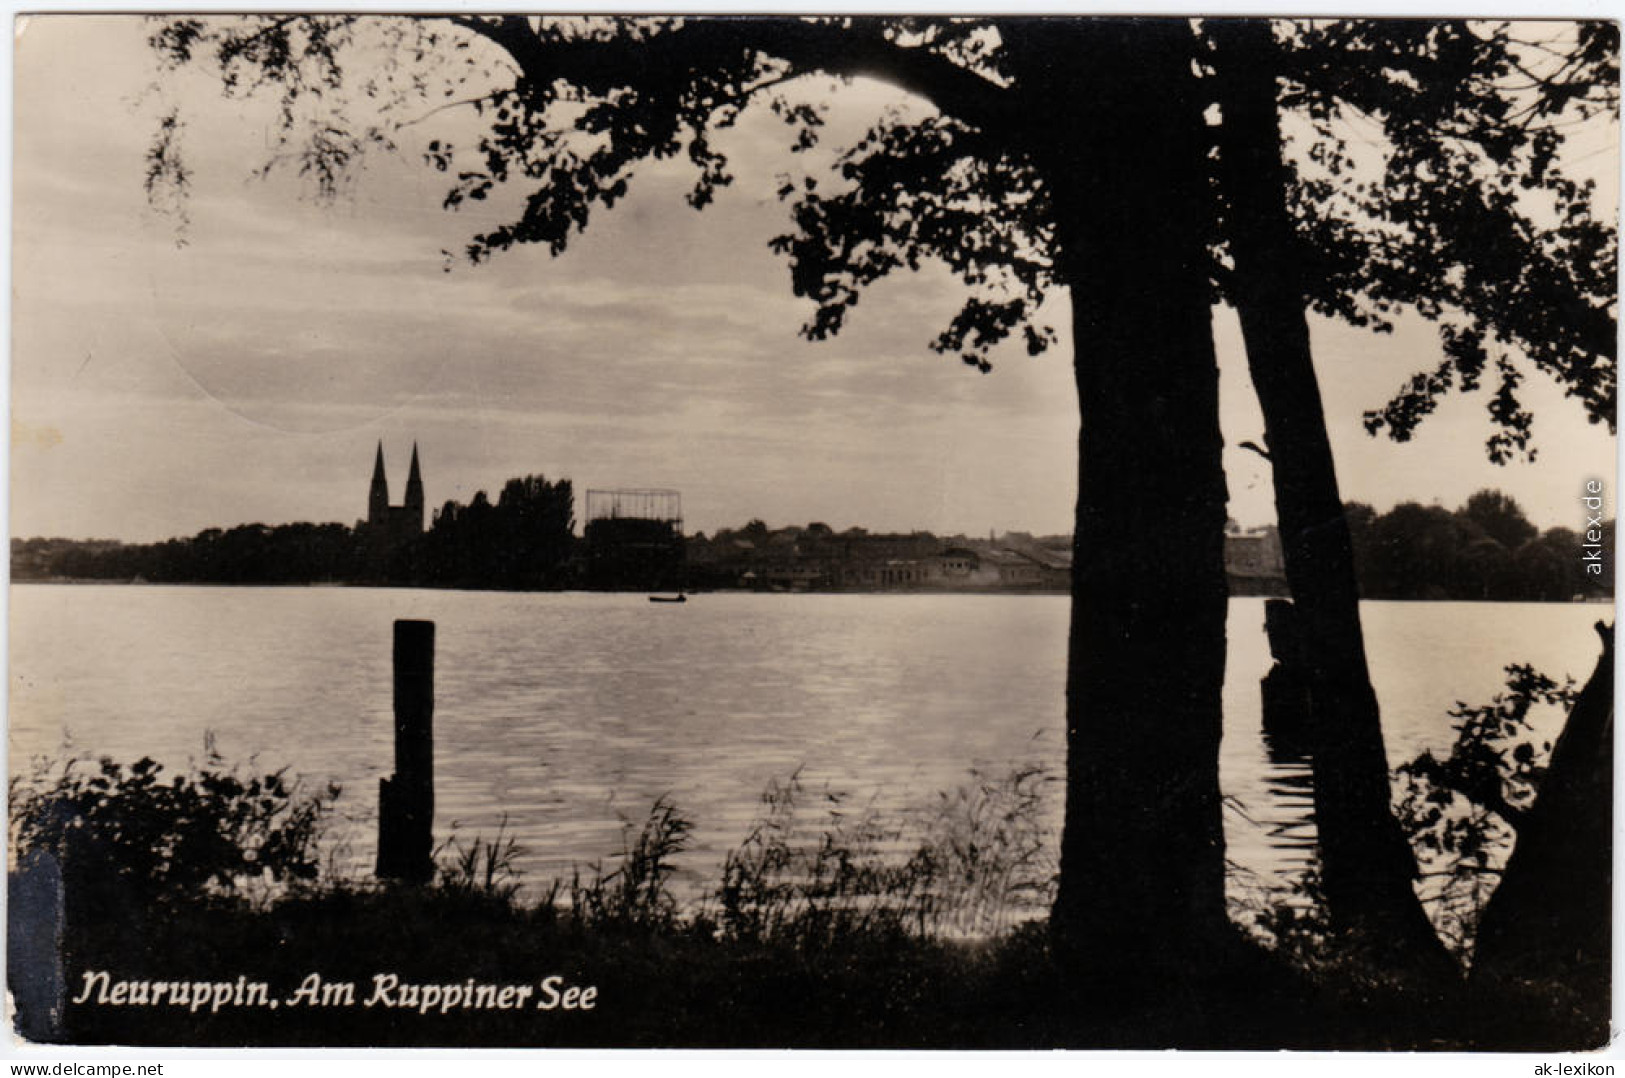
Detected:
[{"left": 8, "top": 585, "right": 1607, "bottom": 910}]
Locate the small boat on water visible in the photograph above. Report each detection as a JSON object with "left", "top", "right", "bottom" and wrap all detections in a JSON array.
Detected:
[{"left": 649, "top": 593, "right": 687, "bottom": 604}]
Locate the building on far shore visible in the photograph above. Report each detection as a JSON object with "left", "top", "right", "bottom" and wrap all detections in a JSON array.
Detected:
[
  {"left": 359, "top": 442, "right": 424, "bottom": 572},
  {"left": 583, "top": 488, "right": 686, "bottom": 590},
  {"left": 684, "top": 522, "right": 1284, "bottom": 594},
  {"left": 1225, "top": 525, "right": 1288, "bottom": 596}
]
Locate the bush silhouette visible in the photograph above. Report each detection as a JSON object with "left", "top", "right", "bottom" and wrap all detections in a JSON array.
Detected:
[{"left": 10, "top": 755, "right": 339, "bottom": 915}]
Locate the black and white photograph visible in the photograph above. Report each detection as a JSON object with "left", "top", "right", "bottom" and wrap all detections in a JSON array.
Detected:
[{"left": 6, "top": 11, "right": 1618, "bottom": 1053}]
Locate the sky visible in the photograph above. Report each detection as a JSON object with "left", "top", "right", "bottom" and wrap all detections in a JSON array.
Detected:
[{"left": 10, "top": 15, "right": 1619, "bottom": 543}]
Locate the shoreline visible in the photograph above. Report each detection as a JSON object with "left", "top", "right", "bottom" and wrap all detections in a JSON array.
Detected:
[{"left": 8, "top": 578, "right": 1615, "bottom": 603}]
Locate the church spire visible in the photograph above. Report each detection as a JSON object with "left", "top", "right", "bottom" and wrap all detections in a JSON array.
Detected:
[
  {"left": 404, "top": 442, "right": 424, "bottom": 530},
  {"left": 368, "top": 440, "right": 390, "bottom": 526}
]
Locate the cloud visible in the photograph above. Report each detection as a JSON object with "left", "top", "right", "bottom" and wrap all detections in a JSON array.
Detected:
[{"left": 11, "top": 15, "right": 1615, "bottom": 544}]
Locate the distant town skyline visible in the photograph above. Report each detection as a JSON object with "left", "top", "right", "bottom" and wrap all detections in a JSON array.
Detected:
[
  {"left": 10, "top": 432, "right": 1600, "bottom": 545},
  {"left": 11, "top": 16, "right": 1618, "bottom": 545}
]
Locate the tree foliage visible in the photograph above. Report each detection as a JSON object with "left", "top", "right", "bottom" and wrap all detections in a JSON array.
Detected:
[
  {"left": 13, "top": 522, "right": 362, "bottom": 584},
  {"left": 10, "top": 754, "right": 339, "bottom": 908},
  {"left": 1346, "top": 490, "right": 1610, "bottom": 601},
  {"left": 1393, "top": 663, "right": 1579, "bottom": 959},
  {"left": 148, "top": 16, "right": 1615, "bottom": 447},
  {"left": 1460, "top": 489, "right": 1539, "bottom": 550},
  {"left": 423, "top": 474, "right": 575, "bottom": 588},
  {"left": 1272, "top": 21, "right": 1617, "bottom": 459}
]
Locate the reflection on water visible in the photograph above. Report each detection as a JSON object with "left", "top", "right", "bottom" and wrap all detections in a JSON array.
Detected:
[
  {"left": 1257, "top": 751, "right": 1318, "bottom": 871},
  {"left": 9, "top": 586, "right": 1608, "bottom": 906}
]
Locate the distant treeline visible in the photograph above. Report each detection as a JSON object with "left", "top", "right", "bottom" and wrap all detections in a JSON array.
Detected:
[
  {"left": 411, "top": 476, "right": 576, "bottom": 589},
  {"left": 12, "top": 475, "right": 578, "bottom": 590},
  {"left": 11, "top": 486, "right": 1612, "bottom": 601},
  {"left": 1346, "top": 490, "right": 1612, "bottom": 602},
  {"left": 12, "top": 525, "right": 363, "bottom": 585}
]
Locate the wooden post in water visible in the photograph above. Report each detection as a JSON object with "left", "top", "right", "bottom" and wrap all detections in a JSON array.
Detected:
[
  {"left": 377, "top": 619, "right": 435, "bottom": 883},
  {"left": 1260, "top": 598, "right": 1310, "bottom": 759}
]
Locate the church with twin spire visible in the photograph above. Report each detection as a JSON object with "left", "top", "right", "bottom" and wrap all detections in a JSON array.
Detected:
[{"left": 364, "top": 441, "right": 424, "bottom": 549}]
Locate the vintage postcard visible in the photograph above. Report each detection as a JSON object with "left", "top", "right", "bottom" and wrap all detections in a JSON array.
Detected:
[{"left": 7, "top": 12, "right": 1617, "bottom": 1053}]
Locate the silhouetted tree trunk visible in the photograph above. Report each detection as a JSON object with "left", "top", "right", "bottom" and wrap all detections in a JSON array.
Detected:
[
  {"left": 1004, "top": 19, "right": 1231, "bottom": 980},
  {"left": 1471, "top": 622, "right": 1612, "bottom": 1045},
  {"left": 1209, "top": 20, "right": 1455, "bottom": 978}
]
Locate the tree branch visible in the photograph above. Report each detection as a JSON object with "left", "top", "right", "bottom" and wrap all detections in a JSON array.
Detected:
[
  {"left": 437, "top": 15, "right": 1017, "bottom": 133},
  {"left": 214, "top": 14, "right": 305, "bottom": 62},
  {"left": 398, "top": 89, "right": 509, "bottom": 129},
  {"left": 442, "top": 14, "right": 543, "bottom": 72}
]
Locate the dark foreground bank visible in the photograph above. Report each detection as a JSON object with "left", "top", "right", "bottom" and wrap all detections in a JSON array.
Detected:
[
  {"left": 8, "top": 821, "right": 1607, "bottom": 1051},
  {"left": 11, "top": 878, "right": 1602, "bottom": 1051}
]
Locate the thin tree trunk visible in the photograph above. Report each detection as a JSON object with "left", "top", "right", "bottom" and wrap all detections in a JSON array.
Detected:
[
  {"left": 1209, "top": 19, "right": 1456, "bottom": 977},
  {"left": 1470, "top": 622, "right": 1612, "bottom": 1046},
  {"left": 1004, "top": 18, "right": 1231, "bottom": 982}
]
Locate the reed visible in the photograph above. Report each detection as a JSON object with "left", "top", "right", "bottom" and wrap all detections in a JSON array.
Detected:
[{"left": 568, "top": 794, "right": 692, "bottom": 931}]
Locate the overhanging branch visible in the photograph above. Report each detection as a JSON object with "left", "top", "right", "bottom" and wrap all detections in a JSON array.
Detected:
[{"left": 436, "top": 15, "right": 1017, "bottom": 133}]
